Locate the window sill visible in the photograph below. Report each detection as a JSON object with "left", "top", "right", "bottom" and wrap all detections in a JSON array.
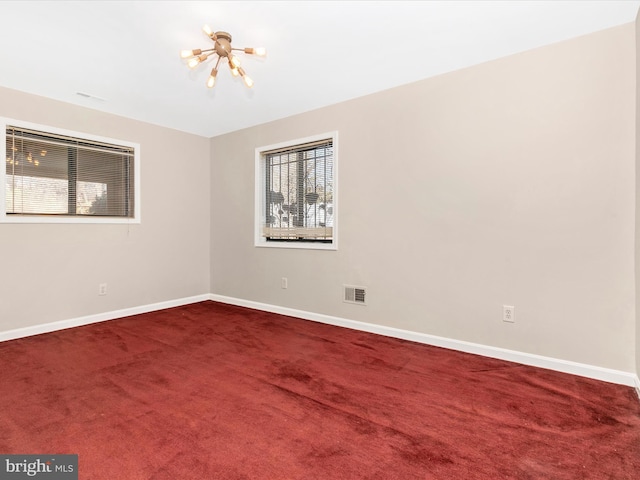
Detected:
[
  {"left": 0, "top": 215, "right": 140, "bottom": 224},
  {"left": 254, "top": 239, "right": 337, "bottom": 251}
]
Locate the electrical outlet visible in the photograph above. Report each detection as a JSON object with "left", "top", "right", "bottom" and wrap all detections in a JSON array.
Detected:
[
  {"left": 99, "top": 283, "right": 107, "bottom": 296},
  {"left": 281, "top": 277, "right": 288, "bottom": 289},
  {"left": 503, "top": 305, "right": 514, "bottom": 323}
]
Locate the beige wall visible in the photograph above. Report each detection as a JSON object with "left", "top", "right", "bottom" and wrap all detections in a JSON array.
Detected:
[
  {"left": 0, "top": 88, "right": 211, "bottom": 330},
  {"left": 0, "top": 23, "right": 635, "bottom": 376},
  {"left": 211, "top": 24, "right": 636, "bottom": 372}
]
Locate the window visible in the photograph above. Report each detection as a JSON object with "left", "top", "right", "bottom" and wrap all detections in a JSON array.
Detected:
[
  {"left": 1, "top": 118, "right": 140, "bottom": 223},
  {"left": 255, "top": 132, "right": 337, "bottom": 249}
]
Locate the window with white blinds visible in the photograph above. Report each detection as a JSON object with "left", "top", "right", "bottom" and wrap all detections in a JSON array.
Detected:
[
  {"left": 255, "top": 132, "right": 337, "bottom": 249},
  {"left": 2, "top": 119, "right": 140, "bottom": 223}
]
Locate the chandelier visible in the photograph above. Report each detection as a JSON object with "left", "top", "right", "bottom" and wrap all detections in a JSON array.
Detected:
[{"left": 181, "top": 25, "right": 266, "bottom": 89}]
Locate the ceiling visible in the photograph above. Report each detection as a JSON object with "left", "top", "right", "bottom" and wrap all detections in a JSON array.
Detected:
[{"left": 0, "top": 1, "right": 639, "bottom": 138}]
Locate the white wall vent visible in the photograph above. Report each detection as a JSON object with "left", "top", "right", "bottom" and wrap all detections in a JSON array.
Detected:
[{"left": 344, "top": 285, "right": 366, "bottom": 305}]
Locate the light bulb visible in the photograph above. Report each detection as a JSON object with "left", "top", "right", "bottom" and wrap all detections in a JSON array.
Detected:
[
  {"left": 229, "top": 61, "right": 239, "bottom": 76},
  {"left": 238, "top": 67, "right": 253, "bottom": 88},
  {"left": 203, "top": 25, "right": 217, "bottom": 40},
  {"left": 229, "top": 55, "right": 241, "bottom": 68},
  {"left": 188, "top": 54, "right": 209, "bottom": 68},
  {"left": 207, "top": 68, "right": 218, "bottom": 88},
  {"left": 244, "top": 47, "right": 266, "bottom": 56},
  {"left": 181, "top": 49, "right": 202, "bottom": 59}
]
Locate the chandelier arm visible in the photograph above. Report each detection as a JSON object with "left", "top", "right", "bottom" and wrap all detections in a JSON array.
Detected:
[
  {"left": 181, "top": 47, "right": 217, "bottom": 60},
  {"left": 232, "top": 47, "right": 255, "bottom": 54},
  {"left": 236, "top": 47, "right": 266, "bottom": 56}
]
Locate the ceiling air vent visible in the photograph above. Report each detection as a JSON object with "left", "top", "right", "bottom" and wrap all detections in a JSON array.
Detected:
[{"left": 344, "top": 285, "right": 366, "bottom": 305}]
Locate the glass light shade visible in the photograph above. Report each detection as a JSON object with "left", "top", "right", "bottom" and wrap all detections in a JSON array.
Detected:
[
  {"left": 253, "top": 47, "right": 266, "bottom": 56},
  {"left": 187, "top": 57, "right": 200, "bottom": 68},
  {"left": 180, "top": 49, "right": 194, "bottom": 58},
  {"left": 243, "top": 75, "right": 254, "bottom": 88}
]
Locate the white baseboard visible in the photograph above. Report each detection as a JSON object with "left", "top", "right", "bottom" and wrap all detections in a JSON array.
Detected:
[
  {"left": 209, "top": 294, "right": 640, "bottom": 388},
  {"left": 1, "top": 292, "right": 638, "bottom": 390},
  {"left": 0, "top": 294, "right": 211, "bottom": 343}
]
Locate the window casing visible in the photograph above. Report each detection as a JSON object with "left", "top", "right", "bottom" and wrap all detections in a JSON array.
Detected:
[
  {"left": 255, "top": 132, "right": 337, "bottom": 250},
  {"left": 1, "top": 118, "right": 140, "bottom": 223}
]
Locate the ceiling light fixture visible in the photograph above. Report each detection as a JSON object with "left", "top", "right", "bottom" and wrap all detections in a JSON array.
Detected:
[{"left": 181, "top": 25, "right": 266, "bottom": 89}]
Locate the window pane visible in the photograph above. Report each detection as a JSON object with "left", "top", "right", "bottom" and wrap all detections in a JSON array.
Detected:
[
  {"left": 262, "top": 139, "right": 334, "bottom": 243},
  {"left": 5, "top": 126, "right": 135, "bottom": 218},
  {"left": 5, "top": 175, "right": 68, "bottom": 214},
  {"left": 77, "top": 150, "right": 132, "bottom": 217},
  {"left": 77, "top": 181, "right": 107, "bottom": 215}
]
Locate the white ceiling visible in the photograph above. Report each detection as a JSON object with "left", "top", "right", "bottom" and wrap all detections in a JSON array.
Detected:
[{"left": 0, "top": 1, "right": 639, "bottom": 138}]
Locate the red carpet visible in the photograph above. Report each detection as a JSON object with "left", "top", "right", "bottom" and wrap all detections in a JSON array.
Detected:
[{"left": 0, "top": 301, "right": 638, "bottom": 479}]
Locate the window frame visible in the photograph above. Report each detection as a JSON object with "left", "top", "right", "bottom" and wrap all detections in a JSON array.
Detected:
[
  {"left": 1, "top": 117, "right": 141, "bottom": 224},
  {"left": 255, "top": 132, "right": 338, "bottom": 250}
]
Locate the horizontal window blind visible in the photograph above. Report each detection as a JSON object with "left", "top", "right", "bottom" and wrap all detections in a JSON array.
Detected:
[
  {"left": 5, "top": 126, "right": 135, "bottom": 217},
  {"left": 262, "top": 138, "right": 334, "bottom": 243}
]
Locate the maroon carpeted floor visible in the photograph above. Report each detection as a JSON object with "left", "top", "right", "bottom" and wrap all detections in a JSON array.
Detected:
[{"left": 0, "top": 301, "right": 638, "bottom": 479}]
